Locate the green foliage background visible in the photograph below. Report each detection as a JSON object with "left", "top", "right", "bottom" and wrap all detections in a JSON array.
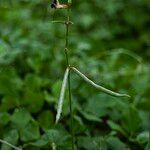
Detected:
[{"left": 0, "top": 0, "right": 149, "bottom": 149}]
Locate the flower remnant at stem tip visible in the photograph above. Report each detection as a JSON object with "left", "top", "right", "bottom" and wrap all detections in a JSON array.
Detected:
[
  {"left": 51, "top": 0, "right": 71, "bottom": 9},
  {"left": 70, "top": 67, "right": 131, "bottom": 98}
]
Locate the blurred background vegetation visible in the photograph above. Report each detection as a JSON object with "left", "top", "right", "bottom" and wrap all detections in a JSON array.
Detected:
[{"left": 0, "top": 0, "right": 149, "bottom": 149}]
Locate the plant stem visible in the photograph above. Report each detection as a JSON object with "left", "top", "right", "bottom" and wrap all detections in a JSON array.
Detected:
[
  {"left": 0, "top": 139, "right": 22, "bottom": 150},
  {"left": 64, "top": 7, "right": 74, "bottom": 150},
  {"left": 149, "top": 112, "right": 150, "bottom": 146}
]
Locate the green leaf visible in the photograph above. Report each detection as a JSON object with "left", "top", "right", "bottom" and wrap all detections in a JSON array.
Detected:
[
  {"left": 11, "top": 108, "right": 32, "bottom": 129},
  {"left": 25, "top": 129, "right": 70, "bottom": 148},
  {"left": 73, "top": 116, "right": 86, "bottom": 134},
  {"left": 23, "top": 89, "right": 44, "bottom": 113},
  {"left": 1, "top": 129, "right": 19, "bottom": 150},
  {"left": 77, "top": 136, "right": 97, "bottom": 150},
  {"left": 84, "top": 94, "right": 116, "bottom": 118},
  {"left": 0, "top": 69, "right": 22, "bottom": 96},
  {"left": 45, "top": 129, "right": 70, "bottom": 145},
  {"left": 38, "top": 110, "right": 54, "bottom": 130},
  {"left": 25, "top": 135, "right": 49, "bottom": 147},
  {"left": 20, "top": 121, "right": 40, "bottom": 142},
  {"left": 24, "top": 74, "right": 43, "bottom": 91},
  {"left": 121, "top": 105, "right": 141, "bottom": 135},
  {"left": 0, "top": 112, "right": 10, "bottom": 126},
  {"left": 0, "top": 40, "right": 22, "bottom": 64},
  {"left": 79, "top": 110, "right": 102, "bottom": 122},
  {"left": 22, "top": 74, "right": 44, "bottom": 113},
  {"left": 45, "top": 129, "right": 61, "bottom": 144},
  {"left": 136, "top": 131, "right": 149, "bottom": 144},
  {"left": 106, "top": 136, "right": 127, "bottom": 150},
  {"left": 107, "top": 120, "right": 127, "bottom": 136}
]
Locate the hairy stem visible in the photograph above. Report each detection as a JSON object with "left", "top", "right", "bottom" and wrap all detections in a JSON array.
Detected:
[
  {"left": 149, "top": 112, "right": 150, "bottom": 146},
  {"left": 64, "top": 7, "right": 75, "bottom": 150}
]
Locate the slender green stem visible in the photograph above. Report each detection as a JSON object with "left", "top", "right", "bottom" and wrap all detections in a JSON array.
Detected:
[
  {"left": 68, "top": 67, "right": 74, "bottom": 150},
  {"left": 64, "top": 7, "right": 75, "bottom": 150},
  {"left": 149, "top": 112, "right": 150, "bottom": 146}
]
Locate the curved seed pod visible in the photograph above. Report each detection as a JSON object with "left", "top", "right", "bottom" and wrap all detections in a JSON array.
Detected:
[
  {"left": 109, "top": 49, "right": 142, "bottom": 63},
  {"left": 56, "top": 67, "right": 70, "bottom": 124},
  {"left": 71, "top": 67, "right": 130, "bottom": 98}
]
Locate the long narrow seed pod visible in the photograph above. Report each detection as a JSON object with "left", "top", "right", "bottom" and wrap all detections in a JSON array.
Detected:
[
  {"left": 71, "top": 67, "right": 130, "bottom": 98},
  {"left": 0, "top": 139, "right": 22, "bottom": 150},
  {"left": 56, "top": 67, "right": 70, "bottom": 124}
]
